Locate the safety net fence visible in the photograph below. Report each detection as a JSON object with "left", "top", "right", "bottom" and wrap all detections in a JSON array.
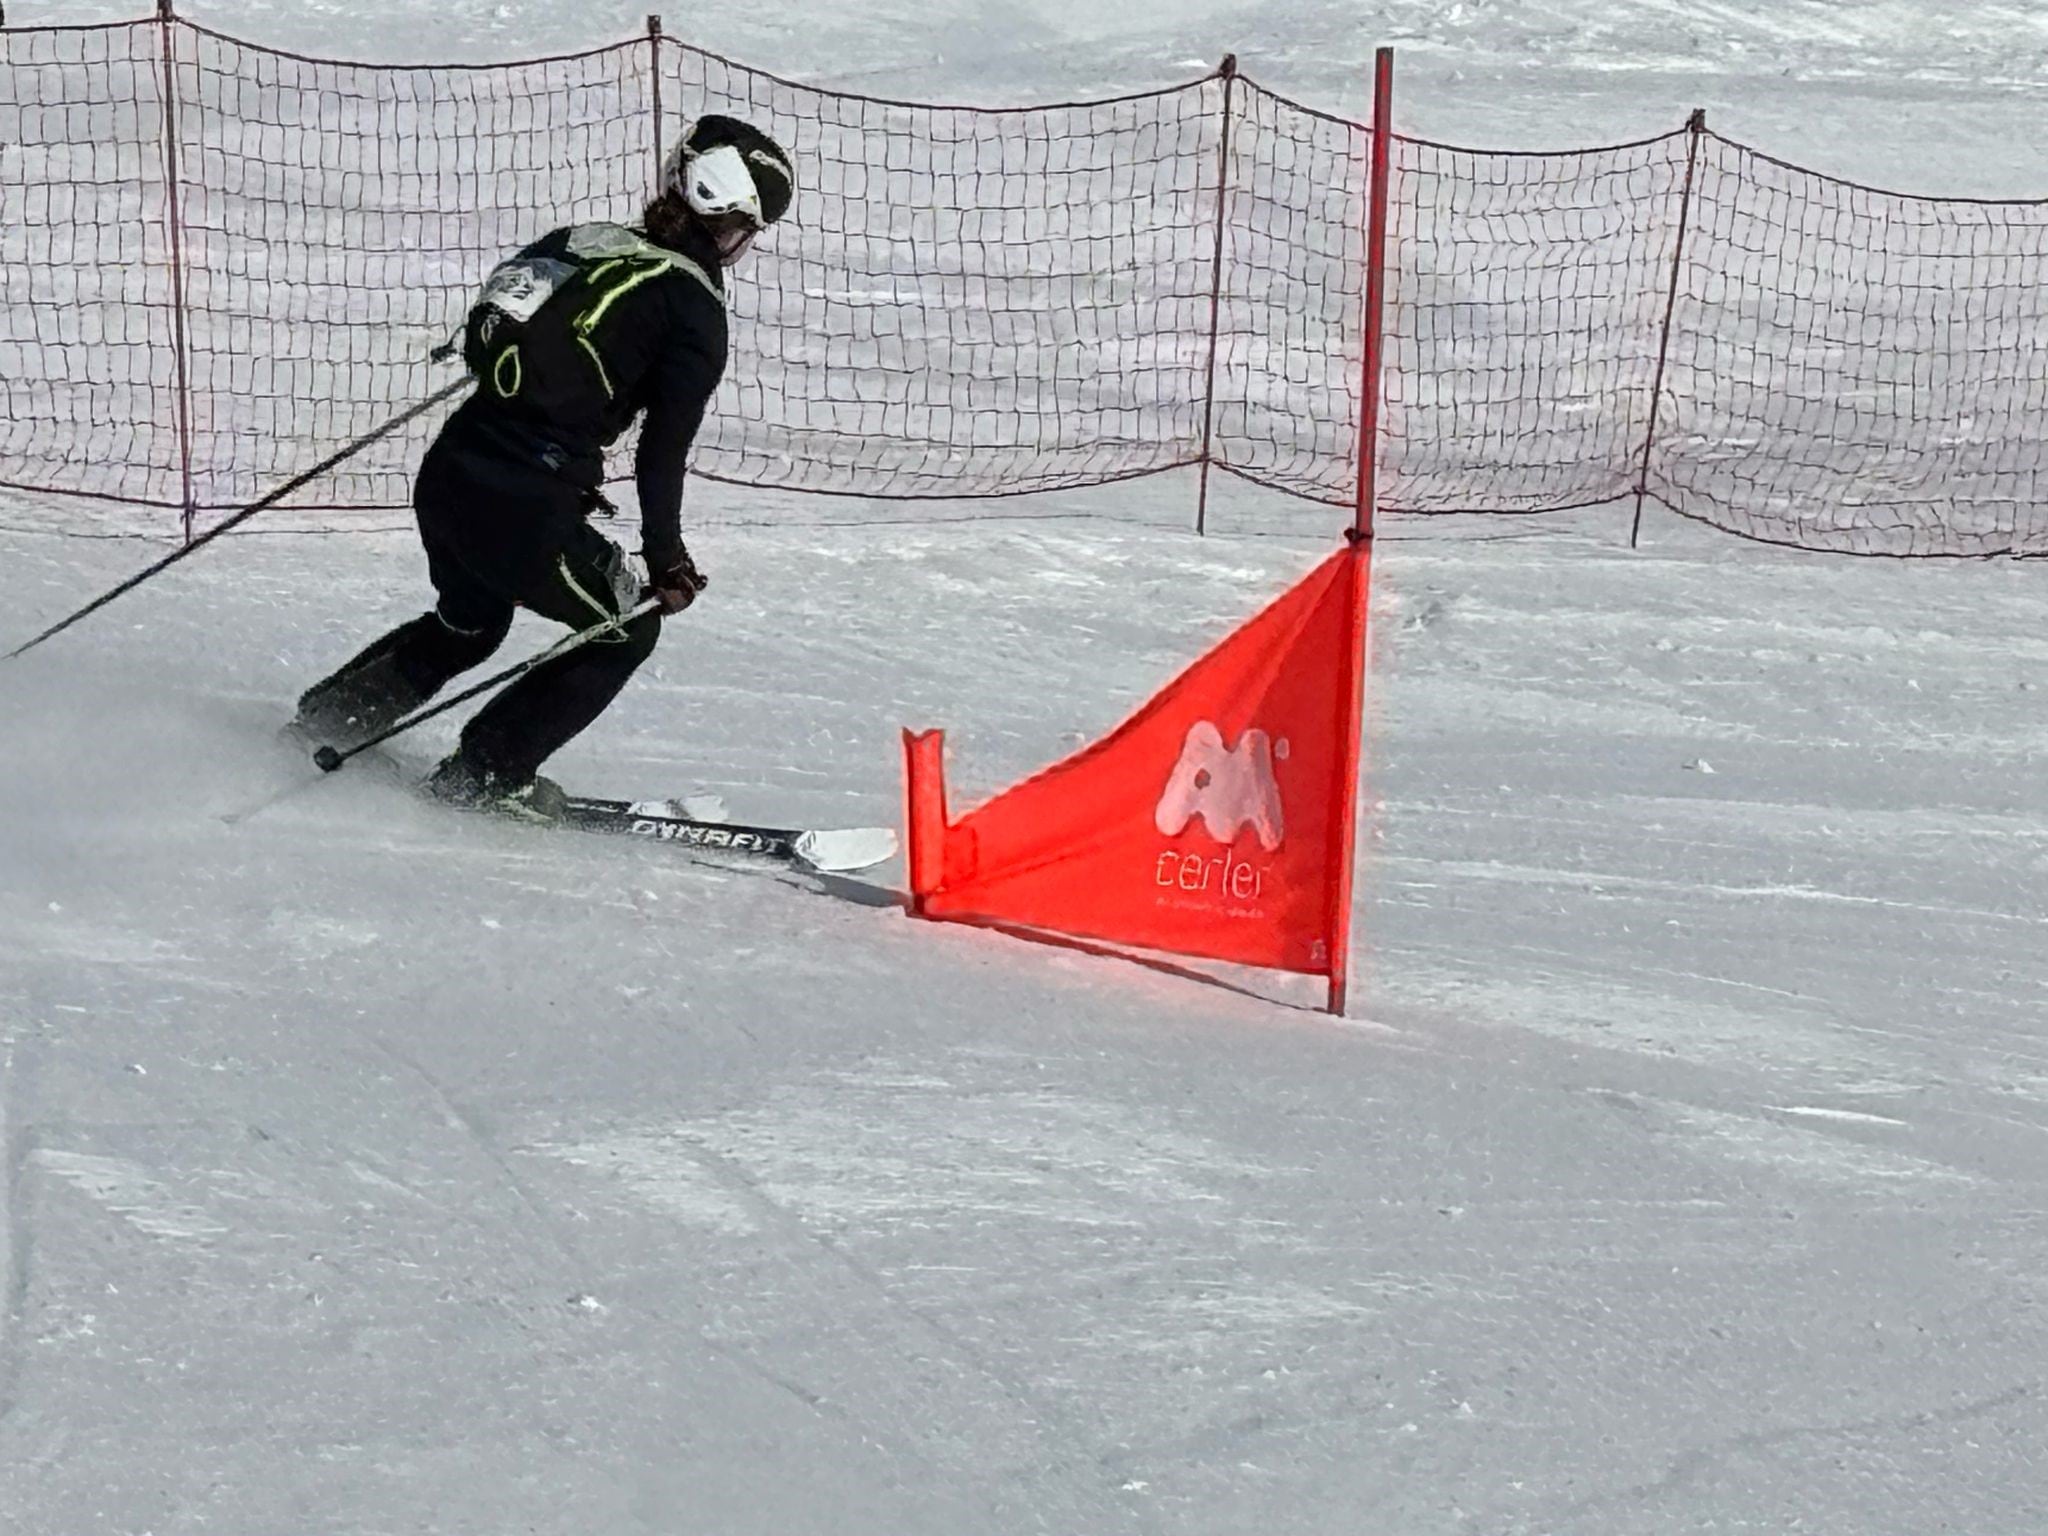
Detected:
[{"left": 2, "top": 12, "right": 2043, "bottom": 555}]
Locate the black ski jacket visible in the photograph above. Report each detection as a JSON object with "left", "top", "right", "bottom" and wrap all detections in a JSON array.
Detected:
[{"left": 441, "top": 219, "right": 729, "bottom": 570}]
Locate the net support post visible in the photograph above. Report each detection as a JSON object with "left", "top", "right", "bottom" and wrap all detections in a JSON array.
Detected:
[
  {"left": 154, "top": 0, "right": 199, "bottom": 542},
  {"left": 1194, "top": 54, "right": 1238, "bottom": 536},
  {"left": 1633, "top": 108, "right": 1707, "bottom": 549},
  {"left": 646, "top": 15, "right": 665, "bottom": 197}
]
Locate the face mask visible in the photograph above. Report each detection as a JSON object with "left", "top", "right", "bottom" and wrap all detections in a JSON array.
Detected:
[{"left": 710, "top": 222, "right": 759, "bottom": 266}]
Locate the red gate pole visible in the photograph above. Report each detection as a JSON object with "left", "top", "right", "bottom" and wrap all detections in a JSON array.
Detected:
[
  {"left": 154, "top": 0, "right": 199, "bottom": 543},
  {"left": 902, "top": 729, "right": 949, "bottom": 919},
  {"left": 1352, "top": 47, "right": 1394, "bottom": 543},
  {"left": 1193, "top": 55, "right": 1238, "bottom": 536},
  {"left": 1324, "top": 46, "right": 1394, "bottom": 1017},
  {"left": 646, "top": 15, "right": 665, "bottom": 196}
]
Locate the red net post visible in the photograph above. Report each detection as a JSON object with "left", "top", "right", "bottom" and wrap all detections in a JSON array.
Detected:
[
  {"left": 646, "top": 15, "right": 663, "bottom": 197},
  {"left": 153, "top": 0, "right": 198, "bottom": 542},
  {"left": 1193, "top": 54, "right": 1237, "bottom": 536}
]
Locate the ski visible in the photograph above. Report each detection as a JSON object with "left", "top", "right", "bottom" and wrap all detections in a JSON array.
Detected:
[
  {"left": 561, "top": 796, "right": 899, "bottom": 874},
  {"left": 275, "top": 724, "right": 895, "bottom": 872}
]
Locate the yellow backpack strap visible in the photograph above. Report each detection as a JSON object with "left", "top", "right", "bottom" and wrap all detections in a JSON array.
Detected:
[
  {"left": 491, "top": 345, "right": 523, "bottom": 398},
  {"left": 564, "top": 222, "right": 725, "bottom": 309}
]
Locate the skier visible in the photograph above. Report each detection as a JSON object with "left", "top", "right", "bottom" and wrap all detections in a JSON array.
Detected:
[{"left": 291, "top": 115, "right": 795, "bottom": 819}]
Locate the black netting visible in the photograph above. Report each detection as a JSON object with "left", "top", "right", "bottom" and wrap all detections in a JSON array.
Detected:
[
  {"left": 0, "top": 23, "right": 179, "bottom": 531},
  {"left": 3, "top": 17, "right": 2045, "bottom": 556},
  {"left": 1205, "top": 81, "right": 1369, "bottom": 507},
  {"left": 173, "top": 25, "right": 651, "bottom": 529},
  {"left": 1383, "top": 131, "right": 1692, "bottom": 516},
  {"left": 665, "top": 48, "right": 1221, "bottom": 499},
  {"left": 1647, "top": 133, "right": 2048, "bottom": 557}
]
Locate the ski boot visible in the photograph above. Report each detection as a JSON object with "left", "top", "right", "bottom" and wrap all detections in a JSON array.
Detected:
[
  {"left": 290, "top": 644, "right": 426, "bottom": 754},
  {"left": 422, "top": 750, "right": 569, "bottom": 825}
]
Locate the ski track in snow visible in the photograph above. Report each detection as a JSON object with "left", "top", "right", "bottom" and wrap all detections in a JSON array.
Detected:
[{"left": 29, "top": 1150, "right": 229, "bottom": 1245}]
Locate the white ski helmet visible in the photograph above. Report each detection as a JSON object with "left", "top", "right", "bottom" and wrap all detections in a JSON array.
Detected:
[{"left": 662, "top": 115, "right": 795, "bottom": 264}]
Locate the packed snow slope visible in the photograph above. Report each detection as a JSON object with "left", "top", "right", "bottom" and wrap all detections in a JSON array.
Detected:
[
  {"left": 2, "top": 501, "right": 2044, "bottom": 1534},
  {"left": 4, "top": 0, "right": 2048, "bottom": 1531}
]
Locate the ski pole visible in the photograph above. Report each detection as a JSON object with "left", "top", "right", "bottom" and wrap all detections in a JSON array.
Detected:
[
  {"left": 5, "top": 378, "right": 473, "bottom": 663},
  {"left": 312, "top": 596, "right": 664, "bottom": 772}
]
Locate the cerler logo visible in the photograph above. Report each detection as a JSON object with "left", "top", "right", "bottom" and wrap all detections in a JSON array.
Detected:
[
  {"left": 1153, "top": 721, "right": 1287, "bottom": 906},
  {"left": 1155, "top": 721, "right": 1286, "bottom": 850}
]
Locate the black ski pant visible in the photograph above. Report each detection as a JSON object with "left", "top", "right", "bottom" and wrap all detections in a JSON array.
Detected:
[{"left": 307, "top": 430, "right": 661, "bottom": 783}]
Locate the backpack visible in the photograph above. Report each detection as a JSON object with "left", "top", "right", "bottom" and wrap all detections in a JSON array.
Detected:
[{"left": 460, "top": 223, "right": 722, "bottom": 425}]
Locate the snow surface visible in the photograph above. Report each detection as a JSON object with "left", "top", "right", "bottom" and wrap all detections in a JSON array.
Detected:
[
  {"left": 4, "top": 503, "right": 2044, "bottom": 1533},
  {"left": 3, "top": 1, "right": 2047, "bottom": 1533}
]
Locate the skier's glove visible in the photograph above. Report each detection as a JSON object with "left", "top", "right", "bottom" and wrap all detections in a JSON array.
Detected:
[{"left": 646, "top": 545, "right": 708, "bottom": 615}]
